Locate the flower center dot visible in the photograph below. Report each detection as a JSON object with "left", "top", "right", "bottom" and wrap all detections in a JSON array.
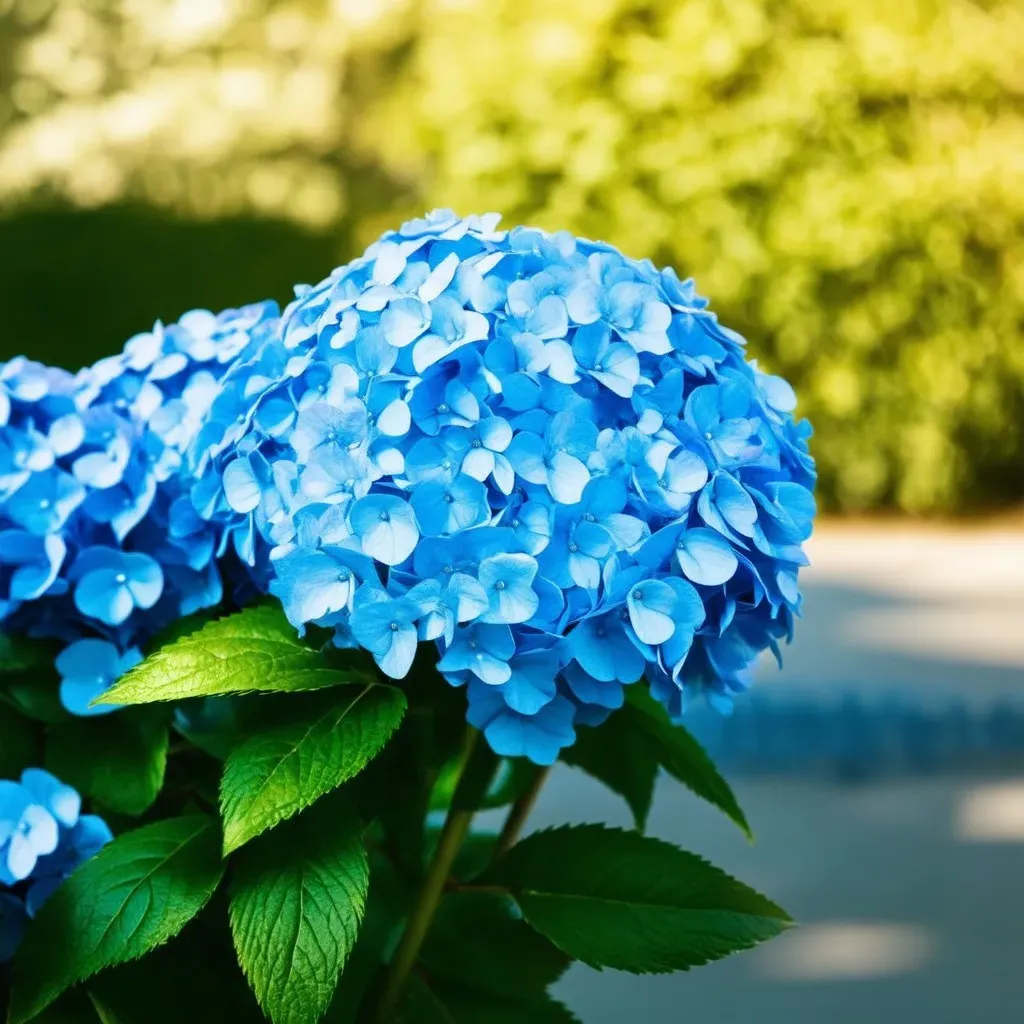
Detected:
[
  {"left": 494, "top": 581, "right": 506, "bottom": 591},
  {"left": 704, "top": 431, "right": 713, "bottom": 440},
  {"left": 378, "top": 511, "right": 391, "bottom": 522},
  {"left": 437, "top": 403, "right": 450, "bottom": 414},
  {"left": 568, "top": 542, "right": 578, "bottom": 553},
  {"left": 584, "top": 512, "right": 596, "bottom": 522},
  {"left": 337, "top": 571, "right": 350, "bottom": 582},
  {"left": 633, "top": 589, "right": 643, "bottom": 600},
  {"left": 116, "top": 573, "right": 127, "bottom": 584},
  {"left": 39, "top": 498, "right": 51, "bottom": 509},
  {"left": 389, "top": 621, "right": 399, "bottom": 631},
  {"left": 443, "top": 494, "right": 454, "bottom": 503},
  {"left": 471, "top": 439, "right": 482, "bottom": 448},
  {"left": 511, "top": 519, "right": 521, "bottom": 528}
]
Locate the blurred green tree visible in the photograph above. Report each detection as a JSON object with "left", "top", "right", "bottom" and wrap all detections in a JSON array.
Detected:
[{"left": 1, "top": 0, "right": 1022, "bottom": 513}]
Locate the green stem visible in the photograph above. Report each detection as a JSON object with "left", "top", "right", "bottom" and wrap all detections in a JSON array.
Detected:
[
  {"left": 493, "top": 764, "right": 552, "bottom": 860},
  {"left": 370, "top": 727, "right": 496, "bottom": 1023}
]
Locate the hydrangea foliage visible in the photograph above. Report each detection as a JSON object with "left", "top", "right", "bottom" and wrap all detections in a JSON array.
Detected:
[
  {"left": 0, "top": 304, "right": 279, "bottom": 713},
  {"left": 0, "top": 769, "right": 111, "bottom": 962},
  {"left": 188, "top": 211, "right": 816, "bottom": 764}
]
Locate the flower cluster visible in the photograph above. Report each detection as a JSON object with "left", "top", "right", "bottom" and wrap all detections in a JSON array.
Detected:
[
  {"left": 0, "top": 304, "right": 279, "bottom": 713},
  {"left": 0, "top": 769, "right": 111, "bottom": 961},
  {"left": 188, "top": 211, "right": 816, "bottom": 764}
]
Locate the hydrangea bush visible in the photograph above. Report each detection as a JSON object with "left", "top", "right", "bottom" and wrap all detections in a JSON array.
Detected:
[{"left": 1, "top": 212, "right": 814, "bottom": 1024}]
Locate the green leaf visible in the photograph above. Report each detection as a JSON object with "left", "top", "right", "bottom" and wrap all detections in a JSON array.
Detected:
[
  {"left": 2, "top": 651, "right": 67, "bottom": 724},
  {"left": 24, "top": 990, "right": 104, "bottom": 1024},
  {"left": 402, "top": 892, "right": 578, "bottom": 1023},
  {"left": 229, "top": 795, "right": 369, "bottom": 1024},
  {"left": 0, "top": 633, "right": 58, "bottom": 674},
  {"left": 45, "top": 710, "right": 169, "bottom": 815},
  {"left": 220, "top": 683, "right": 406, "bottom": 853},
  {"left": 98, "top": 605, "right": 373, "bottom": 707},
  {"left": 626, "top": 688, "right": 751, "bottom": 838},
  {"left": 88, "top": 899, "right": 265, "bottom": 1024},
  {"left": 491, "top": 824, "right": 791, "bottom": 974},
  {"left": 323, "top": 849, "right": 411, "bottom": 1024},
  {"left": 422, "top": 892, "right": 569, "bottom": 993},
  {"left": 0, "top": 700, "right": 37, "bottom": 776},
  {"left": 9, "top": 816, "right": 226, "bottom": 1023},
  {"left": 561, "top": 707, "right": 658, "bottom": 829}
]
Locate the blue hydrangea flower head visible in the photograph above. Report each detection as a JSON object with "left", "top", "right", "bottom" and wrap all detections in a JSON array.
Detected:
[
  {"left": 0, "top": 768, "right": 112, "bottom": 961},
  {"left": 186, "top": 211, "right": 816, "bottom": 764},
  {"left": 0, "top": 303, "right": 280, "bottom": 710}
]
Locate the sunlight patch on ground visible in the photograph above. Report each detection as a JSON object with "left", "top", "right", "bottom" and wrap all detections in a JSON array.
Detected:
[
  {"left": 955, "top": 780, "right": 1024, "bottom": 842},
  {"left": 755, "top": 922, "right": 936, "bottom": 981}
]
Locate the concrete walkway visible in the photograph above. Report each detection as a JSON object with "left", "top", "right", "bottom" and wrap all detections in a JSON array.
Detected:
[{"left": 538, "top": 523, "right": 1024, "bottom": 1023}]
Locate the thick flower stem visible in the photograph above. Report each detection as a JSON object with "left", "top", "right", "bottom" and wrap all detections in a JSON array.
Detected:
[
  {"left": 493, "top": 764, "right": 552, "bottom": 859},
  {"left": 370, "top": 727, "right": 496, "bottom": 1023}
]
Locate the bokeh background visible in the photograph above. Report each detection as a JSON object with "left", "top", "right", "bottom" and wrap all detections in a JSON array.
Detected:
[{"left": 2, "top": 1, "right": 1022, "bottom": 1021}]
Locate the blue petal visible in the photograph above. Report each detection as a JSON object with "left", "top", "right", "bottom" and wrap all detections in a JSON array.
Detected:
[
  {"left": 505, "top": 431, "right": 547, "bottom": 484},
  {"left": 20, "top": 769, "right": 80, "bottom": 830},
  {"left": 74, "top": 571, "right": 134, "bottom": 626},
  {"left": 626, "top": 578, "right": 677, "bottom": 645},
  {"left": 222, "top": 457, "right": 262, "bottom": 514},
  {"left": 675, "top": 528, "right": 738, "bottom": 586},
  {"left": 349, "top": 494, "right": 417, "bottom": 565},
  {"left": 546, "top": 451, "right": 589, "bottom": 504},
  {"left": 478, "top": 553, "right": 539, "bottom": 624}
]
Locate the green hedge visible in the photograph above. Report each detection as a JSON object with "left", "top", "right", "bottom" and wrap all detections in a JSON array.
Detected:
[
  {"left": 2, "top": 0, "right": 1022, "bottom": 513},
  {"left": 354, "top": 0, "right": 1024, "bottom": 513}
]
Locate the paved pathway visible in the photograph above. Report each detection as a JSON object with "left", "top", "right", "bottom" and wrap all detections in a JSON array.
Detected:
[{"left": 535, "top": 524, "right": 1024, "bottom": 1023}]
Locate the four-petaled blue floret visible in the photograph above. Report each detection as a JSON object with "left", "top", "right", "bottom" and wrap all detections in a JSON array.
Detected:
[{"left": 185, "top": 211, "right": 816, "bottom": 764}]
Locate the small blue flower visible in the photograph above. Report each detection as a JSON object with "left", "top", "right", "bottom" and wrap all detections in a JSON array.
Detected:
[
  {"left": 269, "top": 547, "right": 359, "bottom": 628},
  {"left": 0, "top": 778, "right": 59, "bottom": 885},
  {"left": 444, "top": 416, "right": 514, "bottom": 493},
  {"left": 70, "top": 547, "right": 164, "bottom": 626},
  {"left": 465, "top": 681, "right": 576, "bottom": 765},
  {"left": 505, "top": 412, "right": 597, "bottom": 505},
  {"left": 0, "top": 530, "right": 66, "bottom": 603},
  {"left": 55, "top": 639, "right": 142, "bottom": 716},
  {"left": 291, "top": 400, "right": 368, "bottom": 463},
  {"left": 685, "top": 382, "right": 765, "bottom": 468},
  {"left": 412, "top": 296, "right": 490, "bottom": 374},
  {"left": 350, "top": 593, "right": 421, "bottom": 679},
  {"left": 572, "top": 322, "right": 641, "bottom": 398},
  {"left": 567, "top": 612, "right": 645, "bottom": 684},
  {"left": 438, "top": 623, "right": 515, "bottom": 685},
  {"left": 497, "top": 649, "right": 560, "bottom": 715},
  {"left": 410, "top": 474, "right": 490, "bottom": 537},
  {"left": 477, "top": 552, "right": 539, "bottom": 624},
  {"left": 349, "top": 493, "right": 419, "bottom": 566},
  {"left": 4, "top": 468, "right": 85, "bottom": 536}
]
